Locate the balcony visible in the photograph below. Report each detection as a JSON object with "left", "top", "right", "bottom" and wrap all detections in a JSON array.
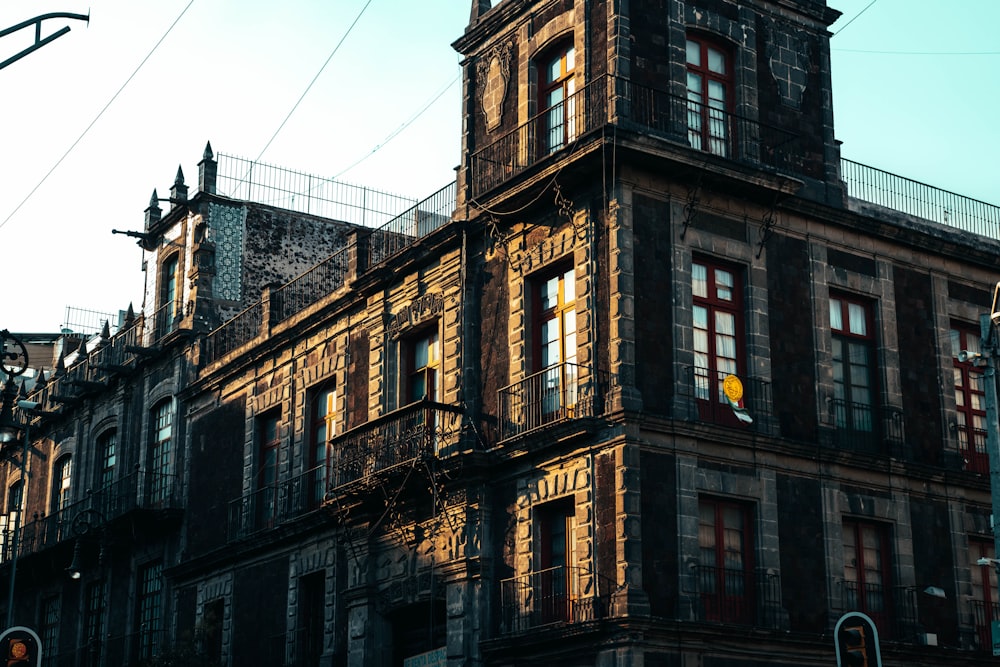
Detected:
[
  {"left": 958, "top": 425, "right": 989, "bottom": 474},
  {"left": 328, "top": 400, "right": 463, "bottom": 493},
  {"left": 969, "top": 599, "right": 999, "bottom": 653},
  {"left": 681, "top": 366, "right": 775, "bottom": 435},
  {"left": 498, "top": 566, "right": 615, "bottom": 634},
  {"left": 3, "top": 468, "right": 180, "bottom": 561},
  {"left": 827, "top": 400, "right": 905, "bottom": 458},
  {"left": 690, "top": 565, "right": 783, "bottom": 628},
  {"left": 470, "top": 75, "right": 802, "bottom": 199},
  {"left": 838, "top": 580, "right": 918, "bottom": 641},
  {"left": 497, "top": 362, "right": 608, "bottom": 442},
  {"left": 227, "top": 465, "right": 326, "bottom": 541}
]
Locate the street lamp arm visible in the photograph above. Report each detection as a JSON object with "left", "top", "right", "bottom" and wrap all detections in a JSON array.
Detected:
[{"left": 0, "top": 12, "right": 90, "bottom": 71}]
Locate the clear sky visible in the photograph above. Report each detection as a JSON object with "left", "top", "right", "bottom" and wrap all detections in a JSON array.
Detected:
[{"left": 0, "top": 0, "right": 996, "bottom": 333}]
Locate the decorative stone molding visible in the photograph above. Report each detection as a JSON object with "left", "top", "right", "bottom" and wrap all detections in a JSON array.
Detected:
[
  {"left": 477, "top": 40, "right": 513, "bottom": 132},
  {"left": 765, "top": 20, "right": 811, "bottom": 109},
  {"left": 387, "top": 293, "right": 444, "bottom": 339}
]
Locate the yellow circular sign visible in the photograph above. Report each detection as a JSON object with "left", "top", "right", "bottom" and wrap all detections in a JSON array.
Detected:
[{"left": 722, "top": 374, "right": 743, "bottom": 403}]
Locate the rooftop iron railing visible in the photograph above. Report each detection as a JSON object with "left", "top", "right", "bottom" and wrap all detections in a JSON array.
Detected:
[
  {"left": 841, "top": 158, "right": 1000, "bottom": 239},
  {"left": 202, "top": 183, "right": 456, "bottom": 366},
  {"left": 216, "top": 153, "right": 418, "bottom": 228}
]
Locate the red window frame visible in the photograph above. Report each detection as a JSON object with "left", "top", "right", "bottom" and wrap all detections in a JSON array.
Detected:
[
  {"left": 405, "top": 327, "right": 440, "bottom": 405},
  {"left": 538, "top": 41, "right": 576, "bottom": 154},
  {"left": 685, "top": 34, "right": 733, "bottom": 156},
  {"left": 532, "top": 265, "right": 578, "bottom": 420},
  {"left": 310, "top": 385, "right": 336, "bottom": 506},
  {"left": 257, "top": 412, "right": 281, "bottom": 527},
  {"left": 830, "top": 294, "right": 878, "bottom": 436},
  {"left": 692, "top": 257, "right": 745, "bottom": 425},
  {"left": 698, "top": 497, "right": 754, "bottom": 623},
  {"left": 952, "top": 324, "right": 987, "bottom": 473},
  {"left": 842, "top": 519, "right": 892, "bottom": 634},
  {"left": 536, "top": 499, "right": 575, "bottom": 622},
  {"left": 971, "top": 539, "right": 998, "bottom": 651}
]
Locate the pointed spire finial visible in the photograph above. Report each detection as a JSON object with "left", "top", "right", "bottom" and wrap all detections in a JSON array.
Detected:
[{"left": 203, "top": 141, "right": 214, "bottom": 161}]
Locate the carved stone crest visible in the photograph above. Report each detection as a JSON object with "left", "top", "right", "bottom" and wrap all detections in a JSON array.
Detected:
[{"left": 477, "top": 40, "right": 513, "bottom": 132}]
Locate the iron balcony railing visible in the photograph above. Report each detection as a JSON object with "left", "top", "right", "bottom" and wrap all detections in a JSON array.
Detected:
[
  {"left": 148, "top": 301, "right": 181, "bottom": 344},
  {"left": 838, "top": 580, "right": 918, "bottom": 641},
  {"left": 4, "top": 468, "right": 180, "bottom": 561},
  {"left": 958, "top": 425, "right": 989, "bottom": 474},
  {"left": 470, "top": 74, "right": 802, "bottom": 198},
  {"left": 681, "top": 366, "right": 775, "bottom": 434},
  {"left": 841, "top": 158, "right": 1000, "bottom": 240},
  {"left": 691, "top": 565, "right": 783, "bottom": 628},
  {"left": 970, "top": 599, "right": 1000, "bottom": 653},
  {"left": 828, "top": 399, "right": 905, "bottom": 458},
  {"left": 499, "top": 566, "right": 616, "bottom": 634},
  {"left": 328, "top": 400, "right": 463, "bottom": 492},
  {"left": 227, "top": 465, "right": 327, "bottom": 541},
  {"left": 202, "top": 183, "right": 456, "bottom": 366},
  {"left": 497, "top": 362, "right": 608, "bottom": 442}
]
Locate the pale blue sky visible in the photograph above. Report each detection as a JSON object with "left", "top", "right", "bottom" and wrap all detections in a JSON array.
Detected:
[{"left": 0, "top": 0, "right": 995, "bottom": 332}]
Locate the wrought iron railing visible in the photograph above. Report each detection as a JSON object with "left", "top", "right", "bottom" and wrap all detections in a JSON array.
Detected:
[
  {"left": 829, "top": 400, "right": 905, "bottom": 457},
  {"left": 970, "top": 599, "right": 1000, "bottom": 652},
  {"left": 201, "top": 183, "right": 456, "bottom": 366},
  {"left": 499, "top": 565, "right": 615, "bottom": 634},
  {"left": 691, "top": 565, "right": 783, "bottom": 628},
  {"left": 217, "top": 153, "right": 418, "bottom": 227},
  {"left": 838, "top": 580, "right": 917, "bottom": 641},
  {"left": 681, "top": 366, "right": 774, "bottom": 434},
  {"left": 328, "top": 400, "right": 463, "bottom": 492},
  {"left": 497, "top": 362, "right": 608, "bottom": 442},
  {"left": 841, "top": 158, "right": 1000, "bottom": 240},
  {"left": 6, "top": 468, "right": 179, "bottom": 560},
  {"left": 470, "top": 75, "right": 803, "bottom": 198},
  {"left": 958, "top": 425, "right": 989, "bottom": 474},
  {"left": 226, "top": 465, "right": 327, "bottom": 542},
  {"left": 148, "top": 301, "right": 180, "bottom": 344}
]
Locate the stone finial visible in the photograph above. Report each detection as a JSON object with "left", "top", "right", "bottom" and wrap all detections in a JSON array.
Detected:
[
  {"left": 170, "top": 165, "right": 188, "bottom": 207},
  {"left": 124, "top": 304, "right": 136, "bottom": 326},
  {"left": 100, "top": 320, "right": 111, "bottom": 341},
  {"left": 199, "top": 140, "right": 217, "bottom": 195},
  {"left": 470, "top": 0, "right": 493, "bottom": 22},
  {"left": 145, "top": 189, "right": 162, "bottom": 230}
]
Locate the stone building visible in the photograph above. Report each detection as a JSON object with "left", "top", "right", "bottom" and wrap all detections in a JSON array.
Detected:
[{"left": 2, "top": 0, "right": 1000, "bottom": 665}]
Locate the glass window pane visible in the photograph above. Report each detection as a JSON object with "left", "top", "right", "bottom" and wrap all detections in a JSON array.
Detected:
[
  {"left": 950, "top": 329, "right": 961, "bottom": 358},
  {"left": 565, "top": 46, "right": 575, "bottom": 71},
  {"left": 848, "top": 302, "right": 867, "bottom": 335},
  {"left": 686, "top": 40, "right": 701, "bottom": 66},
  {"left": 715, "top": 268, "right": 733, "bottom": 300},
  {"left": 563, "top": 269, "right": 575, "bottom": 303},
  {"left": 687, "top": 73, "right": 703, "bottom": 98},
  {"left": 830, "top": 299, "right": 843, "bottom": 331},
  {"left": 692, "top": 263, "right": 708, "bottom": 298},
  {"left": 708, "top": 47, "right": 725, "bottom": 74},
  {"left": 708, "top": 79, "right": 726, "bottom": 105}
]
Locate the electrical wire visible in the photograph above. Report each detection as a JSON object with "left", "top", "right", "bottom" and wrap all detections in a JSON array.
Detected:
[
  {"left": 0, "top": 0, "right": 197, "bottom": 233},
  {"left": 333, "top": 73, "right": 460, "bottom": 180},
  {"left": 833, "top": 0, "right": 879, "bottom": 36},
  {"left": 250, "top": 0, "right": 375, "bottom": 167}
]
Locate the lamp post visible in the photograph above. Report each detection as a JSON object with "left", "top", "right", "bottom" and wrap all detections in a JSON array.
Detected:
[{"left": 0, "top": 330, "right": 32, "bottom": 630}]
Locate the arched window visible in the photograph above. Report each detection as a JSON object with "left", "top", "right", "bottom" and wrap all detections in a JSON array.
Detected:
[
  {"left": 97, "top": 430, "right": 117, "bottom": 490},
  {"left": 309, "top": 387, "right": 335, "bottom": 506},
  {"left": 52, "top": 455, "right": 72, "bottom": 513},
  {"left": 538, "top": 41, "right": 576, "bottom": 154},
  {"left": 686, "top": 34, "right": 733, "bottom": 156},
  {"left": 7, "top": 480, "right": 23, "bottom": 515},
  {"left": 150, "top": 401, "right": 173, "bottom": 506}
]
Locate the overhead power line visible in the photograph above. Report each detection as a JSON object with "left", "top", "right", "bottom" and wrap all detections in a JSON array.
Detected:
[
  {"left": 251, "top": 0, "right": 375, "bottom": 165},
  {"left": 833, "top": 0, "right": 879, "bottom": 36},
  {"left": 0, "top": 1, "right": 197, "bottom": 233}
]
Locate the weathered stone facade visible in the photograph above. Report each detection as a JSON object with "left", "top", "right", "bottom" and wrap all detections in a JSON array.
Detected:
[{"left": 2, "top": 1, "right": 1000, "bottom": 666}]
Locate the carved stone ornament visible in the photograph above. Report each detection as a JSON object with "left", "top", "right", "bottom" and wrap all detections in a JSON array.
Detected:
[
  {"left": 387, "top": 293, "right": 444, "bottom": 339},
  {"left": 477, "top": 40, "right": 513, "bottom": 132}
]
